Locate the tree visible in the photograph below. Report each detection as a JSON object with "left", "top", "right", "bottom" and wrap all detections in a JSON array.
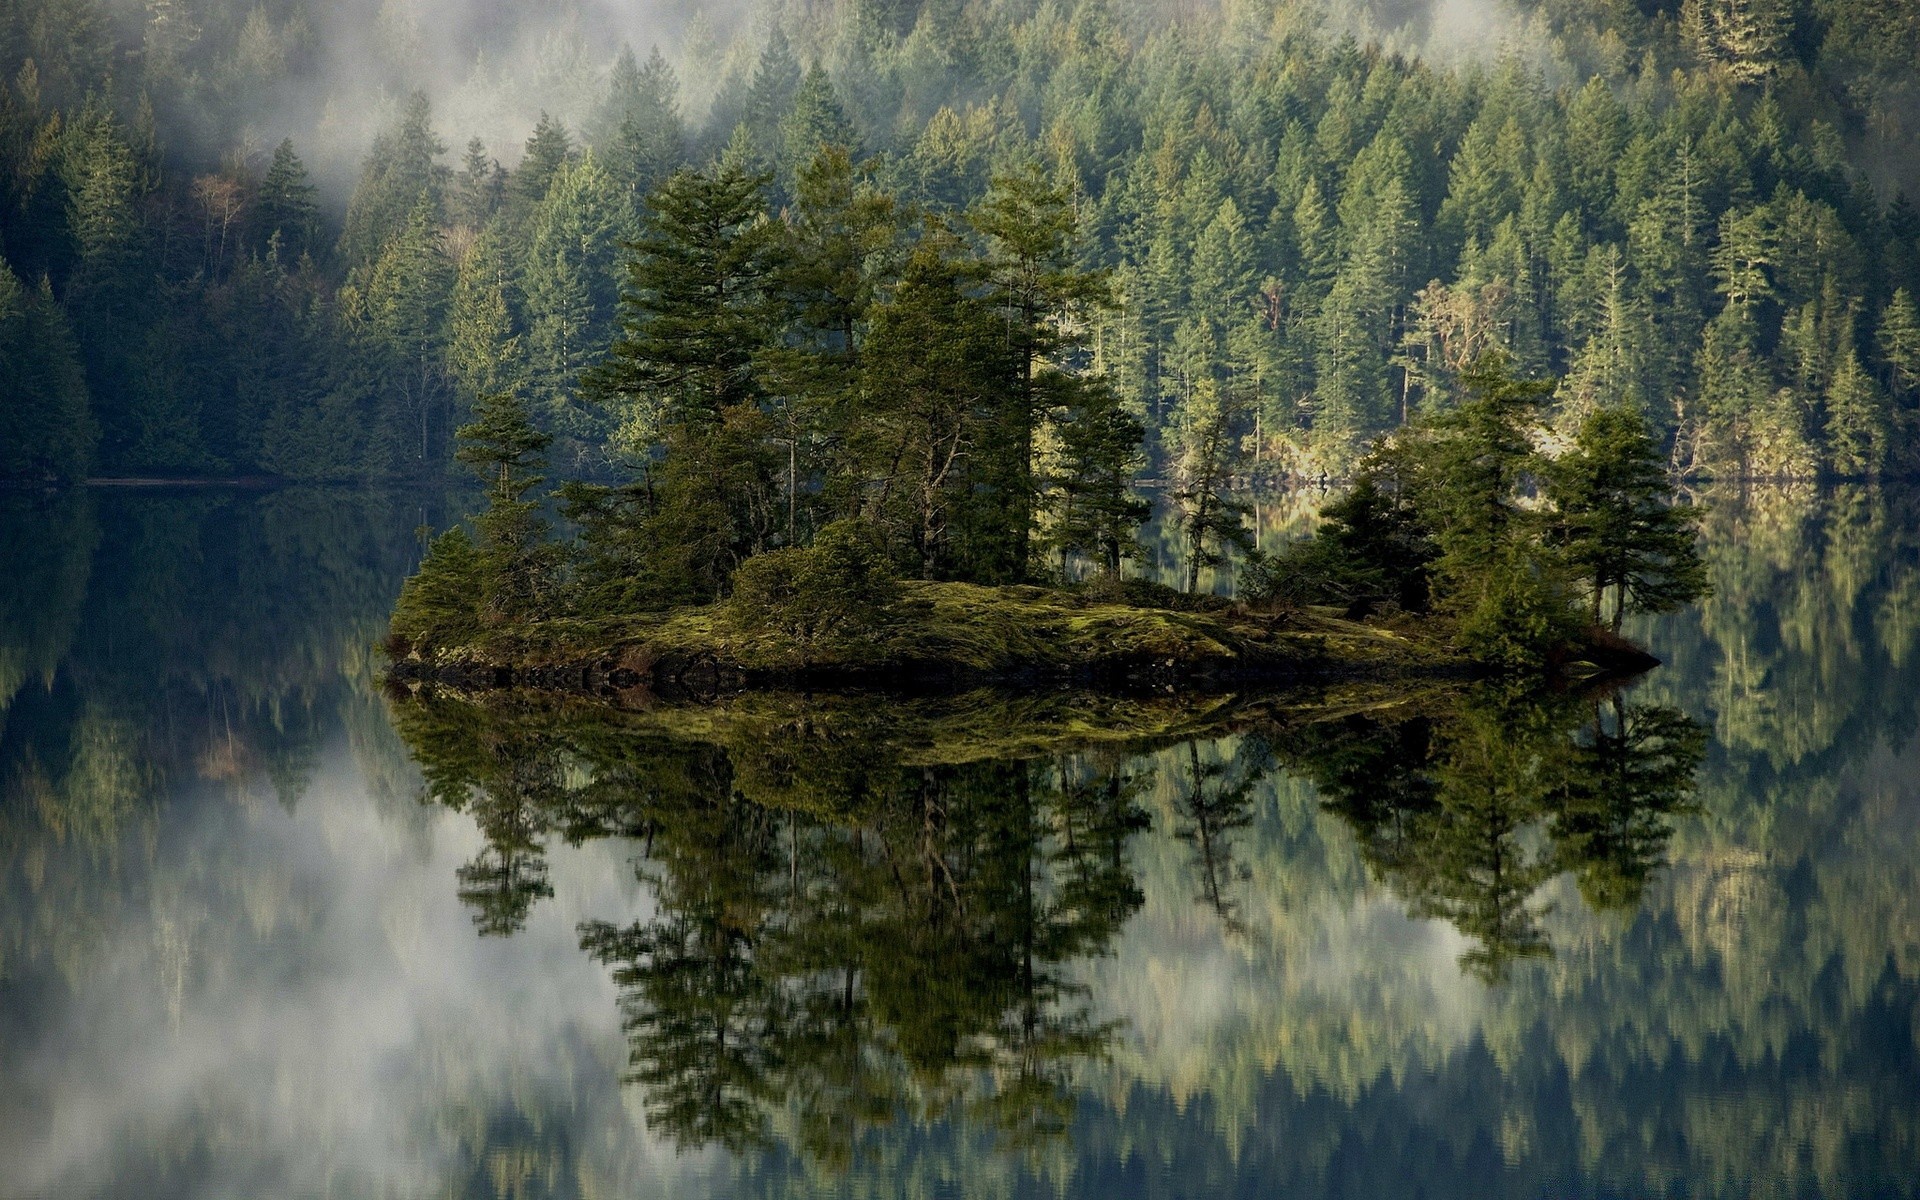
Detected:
[
  {"left": 521, "top": 152, "right": 627, "bottom": 457},
  {"left": 1046, "top": 377, "right": 1150, "bottom": 578},
  {"left": 601, "top": 46, "right": 686, "bottom": 199},
  {"left": 508, "top": 112, "right": 575, "bottom": 216},
  {"left": 256, "top": 139, "right": 319, "bottom": 261},
  {"left": 355, "top": 193, "right": 453, "bottom": 470},
  {"left": 0, "top": 261, "right": 93, "bottom": 480},
  {"left": 449, "top": 137, "right": 504, "bottom": 229},
  {"left": 1545, "top": 404, "right": 1709, "bottom": 631},
  {"left": 778, "top": 64, "right": 857, "bottom": 185},
  {"left": 859, "top": 235, "right": 1018, "bottom": 579},
  {"left": 581, "top": 161, "right": 785, "bottom": 603},
  {"left": 339, "top": 92, "right": 447, "bottom": 266},
  {"left": 971, "top": 162, "right": 1112, "bottom": 577},
  {"left": 1877, "top": 288, "right": 1920, "bottom": 402},
  {"left": 454, "top": 389, "right": 559, "bottom": 624},
  {"left": 1169, "top": 377, "right": 1251, "bottom": 593}
]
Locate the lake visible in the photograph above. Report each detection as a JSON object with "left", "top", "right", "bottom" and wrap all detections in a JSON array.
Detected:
[{"left": 2, "top": 484, "right": 1917, "bottom": 1199}]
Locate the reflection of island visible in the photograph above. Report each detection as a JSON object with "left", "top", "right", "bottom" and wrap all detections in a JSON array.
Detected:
[
  {"left": 388, "top": 680, "right": 1703, "bottom": 1159},
  {"left": 1274, "top": 689, "right": 1706, "bottom": 980}
]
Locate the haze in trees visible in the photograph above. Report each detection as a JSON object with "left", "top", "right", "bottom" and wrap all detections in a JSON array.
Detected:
[{"left": 6, "top": 0, "right": 1920, "bottom": 484}]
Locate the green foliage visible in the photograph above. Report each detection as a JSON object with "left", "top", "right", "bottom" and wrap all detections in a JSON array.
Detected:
[
  {"left": 1546, "top": 404, "right": 1711, "bottom": 629},
  {"left": 0, "top": 260, "right": 93, "bottom": 480},
  {"left": 726, "top": 519, "right": 900, "bottom": 652},
  {"left": 455, "top": 390, "right": 559, "bottom": 625},
  {"left": 389, "top": 526, "right": 482, "bottom": 655}
]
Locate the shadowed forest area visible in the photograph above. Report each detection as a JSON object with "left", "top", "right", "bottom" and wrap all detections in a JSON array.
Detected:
[{"left": 5, "top": 0, "right": 1920, "bottom": 488}]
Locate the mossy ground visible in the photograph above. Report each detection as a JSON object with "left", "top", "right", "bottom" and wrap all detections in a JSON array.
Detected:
[{"left": 395, "top": 578, "right": 1468, "bottom": 688}]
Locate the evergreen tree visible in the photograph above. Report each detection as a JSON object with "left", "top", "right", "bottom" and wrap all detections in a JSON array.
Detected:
[
  {"left": 508, "top": 112, "right": 575, "bottom": 216},
  {"left": 604, "top": 47, "right": 686, "bottom": 200},
  {"left": 256, "top": 138, "right": 319, "bottom": 261},
  {"left": 1877, "top": 288, "right": 1920, "bottom": 402},
  {"left": 0, "top": 261, "right": 93, "bottom": 480},
  {"left": 1170, "top": 377, "right": 1251, "bottom": 593},
  {"left": 450, "top": 137, "right": 504, "bottom": 229},
  {"left": 743, "top": 29, "right": 803, "bottom": 163},
  {"left": 859, "top": 234, "right": 1018, "bottom": 579},
  {"left": 778, "top": 64, "right": 856, "bottom": 184},
  {"left": 581, "top": 161, "right": 785, "bottom": 602},
  {"left": 521, "top": 151, "right": 627, "bottom": 460},
  {"left": 339, "top": 91, "right": 447, "bottom": 266},
  {"left": 1047, "top": 376, "right": 1150, "bottom": 577},
  {"left": 455, "top": 388, "right": 559, "bottom": 624},
  {"left": 1545, "top": 404, "right": 1709, "bottom": 630},
  {"left": 971, "top": 162, "right": 1112, "bottom": 576}
]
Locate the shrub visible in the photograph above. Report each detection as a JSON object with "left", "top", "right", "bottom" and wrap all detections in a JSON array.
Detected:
[
  {"left": 389, "top": 527, "right": 483, "bottom": 658},
  {"left": 1450, "top": 555, "right": 1584, "bottom": 670},
  {"left": 728, "top": 520, "right": 900, "bottom": 650}
]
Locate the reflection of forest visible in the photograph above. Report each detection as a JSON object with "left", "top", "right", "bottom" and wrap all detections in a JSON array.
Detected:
[
  {"left": 0, "top": 489, "right": 434, "bottom": 939},
  {"left": 390, "top": 675, "right": 1706, "bottom": 1162},
  {"left": 6, "top": 485, "right": 1920, "bottom": 1199}
]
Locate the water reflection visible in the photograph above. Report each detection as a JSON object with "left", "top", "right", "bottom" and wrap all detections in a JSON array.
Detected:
[
  {"left": 3, "top": 485, "right": 1919, "bottom": 1198},
  {"left": 385, "top": 677, "right": 1706, "bottom": 1159}
]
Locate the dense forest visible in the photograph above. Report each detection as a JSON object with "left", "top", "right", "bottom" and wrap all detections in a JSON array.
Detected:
[{"left": 4, "top": 0, "right": 1920, "bottom": 486}]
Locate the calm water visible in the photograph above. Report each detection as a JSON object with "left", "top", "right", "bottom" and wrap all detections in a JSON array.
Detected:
[{"left": 3, "top": 485, "right": 1918, "bottom": 1199}]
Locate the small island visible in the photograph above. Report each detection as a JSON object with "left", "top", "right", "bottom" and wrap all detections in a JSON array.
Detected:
[{"left": 385, "top": 163, "right": 1703, "bottom": 696}]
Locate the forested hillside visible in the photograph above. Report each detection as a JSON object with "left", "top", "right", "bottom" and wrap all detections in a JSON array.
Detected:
[{"left": 3, "top": 0, "right": 1919, "bottom": 482}]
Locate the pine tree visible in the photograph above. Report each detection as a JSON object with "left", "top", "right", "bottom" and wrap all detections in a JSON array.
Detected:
[
  {"left": 778, "top": 64, "right": 857, "bottom": 185},
  {"left": 1878, "top": 288, "right": 1920, "bottom": 402},
  {"left": 522, "top": 151, "right": 627, "bottom": 457},
  {"left": 859, "top": 235, "right": 1018, "bottom": 579},
  {"left": 581, "top": 161, "right": 785, "bottom": 602},
  {"left": 971, "top": 162, "right": 1112, "bottom": 576},
  {"left": 0, "top": 261, "right": 94, "bottom": 480},
  {"left": 359, "top": 194, "right": 454, "bottom": 470},
  {"left": 446, "top": 228, "right": 523, "bottom": 404},
  {"left": 1170, "top": 377, "right": 1251, "bottom": 593},
  {"left": 743, "top": 29, "right": 803, "bottom": 163},
  {"left": 509, "top": 113, "right": 575, "bottom": 216},
  {"left": 450, "top": 138, "right": 505, "bottom": 229},
  {"left": 605, "top": 47, "right": 686, "bottom": 200}
]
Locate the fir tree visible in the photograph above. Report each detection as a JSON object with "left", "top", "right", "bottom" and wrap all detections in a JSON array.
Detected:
[{"left": 256, "top": 139, "right": 319, "bottom": 261}]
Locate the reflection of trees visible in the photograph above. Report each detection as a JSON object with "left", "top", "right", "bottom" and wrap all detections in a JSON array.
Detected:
[
  {"left": 1172, "top": 740, "right": 1260, "bottom": 936},
  {"left": 1268, "top": 687, "right": 1705, "bottom": 981},
  {"left": 390, "top": 693, "right": 1152, "bottom": 1163}
]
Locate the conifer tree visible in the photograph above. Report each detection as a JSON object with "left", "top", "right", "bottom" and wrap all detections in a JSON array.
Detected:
[
  {"left": 860, "top": 234, "right": 1017, "bottom": 579},
  {"left": 604, "top": 47, "right": 686, "bottom": 200},
  {"left": 450, "top": 138, "right": 504, "bottom": 229},
  {"left": 455, "top": 389, "right": 558, "bottom": 624},
  {"left": 340, "top": 92, "right": 447, "bottom": 266},
  {"left": 972, "top": 162, "right": 1112, "bottom": 576},
  {"left": 508, "top": 113, "right": 575, "bottom": 216},
  {"left": 256, "top": 138, "right": 319, "bottom": 261},
  {"left": 1170, "top": 377, "right": 1251, "bottom": 593},
  {"left": 778, "top": 64, "right": 856, "bottom": 184},
  {"left": 1545, "top": 404, "right": 1708, "bottom": 630},
  {"left": 1047, "top": 377, "right": 1150, "bottom": 577},
  {"left": 582, "top": 161, "right": 785, "bottom": 602},
  {"left": 1878, "top": 288, "right": 1920, "bottom": 402}
]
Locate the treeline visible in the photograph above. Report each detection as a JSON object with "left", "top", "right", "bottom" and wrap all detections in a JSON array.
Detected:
[{"left": 5, "top": 0, "right": 1920, "bottom": 481}]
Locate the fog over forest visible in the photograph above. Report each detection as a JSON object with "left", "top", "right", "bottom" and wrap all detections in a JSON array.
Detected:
[{"left": 6, "top": 0, "right": 1920, "bottom": 491}]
